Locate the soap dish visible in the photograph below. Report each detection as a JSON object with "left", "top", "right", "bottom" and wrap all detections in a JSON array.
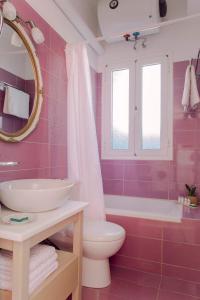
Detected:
[
  {"left": 189, "top": 204, "right": 199, "bottom": 208},
  {"left": 1, "top": 213, "right": 35, "bottom": 225}
]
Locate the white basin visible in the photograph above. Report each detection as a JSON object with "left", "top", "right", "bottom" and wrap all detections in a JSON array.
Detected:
[{"left": 0, "top": 179, "right": 75, "bottom": 212}]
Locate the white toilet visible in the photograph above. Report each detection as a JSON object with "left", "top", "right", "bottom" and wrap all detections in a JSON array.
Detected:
[{"left": 50, "top": 220, "right": 125, "bottom": 288}]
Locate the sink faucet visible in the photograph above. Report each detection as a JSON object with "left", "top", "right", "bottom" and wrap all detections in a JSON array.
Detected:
[{"left": 0, "top": 162, "right": 19, "bottom": 166}]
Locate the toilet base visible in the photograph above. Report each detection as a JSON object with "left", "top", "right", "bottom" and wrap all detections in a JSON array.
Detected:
[{"left": 82, "top": 257, "right": 111, "bottom": 288}]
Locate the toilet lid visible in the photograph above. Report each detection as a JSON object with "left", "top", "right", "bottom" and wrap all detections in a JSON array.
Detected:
[{"left": 82, "top": 221, "right": 125, "bottom": 242}]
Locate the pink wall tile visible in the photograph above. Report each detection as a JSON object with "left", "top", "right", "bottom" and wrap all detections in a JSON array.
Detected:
[
  {"left": 173, "top": 61, "right": 189, "bottom": 78},
  {"left": 118, "top": 235, "right": 162, "bottom": 262},
  {"left": 101, "top": 162, "right": 124, "bottom": 180},
  {"left": 163, "top": 220, "right": 200, "bottom": 245},
  {"left": 123, "top": 180, "right": 152, "bottom": 197},
  {"left": 124, "top": 163, "right": 169, "bottom": 183},
  {"left": 103, "top": 179, "right": 123, "bottom": 195},
  {"left": 173, "top": 115, "right": 197, "bottom": 131},
  {"left": 174, "top": 131, "right": 196, "bottom": 149},
  {"left": 107, "top": 214, "right": 163, "bottom": 239}
]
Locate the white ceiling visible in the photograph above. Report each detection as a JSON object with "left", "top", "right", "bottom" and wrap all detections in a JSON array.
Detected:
[{"left": 69, "top": 0, "right": 100, "bottom": 36}]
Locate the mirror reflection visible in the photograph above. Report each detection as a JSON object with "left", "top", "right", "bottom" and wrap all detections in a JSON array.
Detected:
[{"left": 0, "top": 23, "right": 35, "bottom": 134}]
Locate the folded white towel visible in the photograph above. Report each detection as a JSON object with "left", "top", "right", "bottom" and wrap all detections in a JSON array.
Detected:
[
  {"left": 0, "top": 244, "right": 57, "bottom": 272},
  {"left": 3, "top": 86, "right": 30, "bottom": 119},
  {"left": 190, "top": 65, "right": 200, "bottom": 109},
  {"left": 182, "top": 63, "right": 200, "bottom": 112},
  {"left": 0, "top": 253, "right": 58, "bottom": 282},
  {"left": 0, "top": 260, "right": 58, "bottom": 295}
]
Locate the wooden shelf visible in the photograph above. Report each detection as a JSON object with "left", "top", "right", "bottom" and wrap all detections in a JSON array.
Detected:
[{"left": 0, "top": 250, "right": 78, "bottom": 300}]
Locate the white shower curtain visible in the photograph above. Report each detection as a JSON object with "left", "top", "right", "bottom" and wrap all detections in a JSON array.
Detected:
[{"left": 65, "top": 43, "right": 105, "bottom": 220}]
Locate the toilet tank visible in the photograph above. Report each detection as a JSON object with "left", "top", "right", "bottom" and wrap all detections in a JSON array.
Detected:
[{"left": 97, "top": 0, "right": 160, "bottom": 42}]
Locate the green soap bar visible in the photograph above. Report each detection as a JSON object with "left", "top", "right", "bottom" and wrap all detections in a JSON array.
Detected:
[{"left": 10, "top": 217, "right": 29, "bottom": 222}]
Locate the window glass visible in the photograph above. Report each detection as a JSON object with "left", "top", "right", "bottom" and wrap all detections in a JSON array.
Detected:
[
  {"left": 112, "top": 69, "right": 129, "bottom": 150},
  {"left": 141, "top": 64, "right": 161, "bottom": 150}
]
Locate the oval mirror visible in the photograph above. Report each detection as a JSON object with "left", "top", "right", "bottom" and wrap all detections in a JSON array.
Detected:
[{"left": 0, "top": 19, "right": 43, "bottom": 142}]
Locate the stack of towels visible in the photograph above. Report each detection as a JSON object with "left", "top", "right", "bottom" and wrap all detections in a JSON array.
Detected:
[{"left": 0, "top": 244, "right": 58, "bottom": 294}]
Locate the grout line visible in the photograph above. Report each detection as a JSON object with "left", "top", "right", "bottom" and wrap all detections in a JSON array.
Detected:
[
  {"left": 125, "top": 233, "right": 163, "bottom": 241},
  {"left": 113, "top": 253, "right": 161, "bottom": 265},
  {"left": 156, "top": 227, "right": 163, "bottom": 300},
  {"left": 0, "top": 166, "right": 66, "bottom": 174},
  {"left": 160, "top": 225, "right": 164, "bottom": 276},
  {"left": 156, "top": 284, "right": 161, "bottom": 300}
]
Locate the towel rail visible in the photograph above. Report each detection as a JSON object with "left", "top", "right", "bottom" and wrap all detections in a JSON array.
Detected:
[{"left": 0, "top": 81, "right": 25, "bottom": 92}]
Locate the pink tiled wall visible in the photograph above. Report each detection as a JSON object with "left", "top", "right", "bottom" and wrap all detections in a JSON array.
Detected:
[
  {"left": 0, "top": 0, "right": 68, "bottom": 180},
  {"left": 94, "top": 61, "right": 200, "bottom": 200},
  {"left": 108, "top": 214, "right": 200, "bottom": 282}
]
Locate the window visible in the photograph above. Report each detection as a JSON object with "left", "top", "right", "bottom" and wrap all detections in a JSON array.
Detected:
[{"left": 102, "top": 55, "right": 172, "bottom": 160}]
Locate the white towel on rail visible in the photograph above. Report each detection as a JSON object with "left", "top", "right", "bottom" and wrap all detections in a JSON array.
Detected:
[
  {"left": 182, "top": 63, "right": 200, "bottom": 112},
  {"left": 0, "top": 244, "right": 57, "bottom": 272},
  {"left": 0, "top": 260, "right": 58, "bottom": 294},
  {"left": 182, "top": 64, "right": 191, "bottom": 112},
  {"left": 3, "top": 86, "right": 30, "bottom": 119},
  {"left": 0, "top": 253, "right": 58, "bottom": 281}
]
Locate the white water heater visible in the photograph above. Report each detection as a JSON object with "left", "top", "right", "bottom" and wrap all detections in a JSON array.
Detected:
[{"left": 98, "top": 0, "right": 160, "bottom": 42}]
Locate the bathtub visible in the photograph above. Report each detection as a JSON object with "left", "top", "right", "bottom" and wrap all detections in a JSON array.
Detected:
[{"left": 105, "top": 195, "right": 183, "bottom": 223}]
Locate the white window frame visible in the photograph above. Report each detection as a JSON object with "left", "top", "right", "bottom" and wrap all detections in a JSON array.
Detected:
[{"left": 102, "top": 54, "right": 173, "bottom": 161}]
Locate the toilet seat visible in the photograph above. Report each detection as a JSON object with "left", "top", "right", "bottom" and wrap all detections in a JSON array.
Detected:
[
  {"left": 83, "top": 221, "right": 125, "bottom": 242},
  {"left": 67, "top": 220, "right": 125, "bottom": 242}
]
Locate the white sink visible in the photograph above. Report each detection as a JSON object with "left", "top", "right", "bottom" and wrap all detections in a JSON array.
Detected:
[{"left": 0, "top": 179, "right": 75, "bottom": 213}]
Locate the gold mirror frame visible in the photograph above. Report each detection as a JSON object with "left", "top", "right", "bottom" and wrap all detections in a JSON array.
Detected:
[{"left": 0, "top": 18, "right": 43, "bottom": 142}]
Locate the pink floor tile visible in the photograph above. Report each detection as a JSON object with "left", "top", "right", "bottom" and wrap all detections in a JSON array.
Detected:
[
  {"left": 160, "top": 276, "right": 200, "bottom": 298},
  {"left": 110, "top": 255, "right": 161, "bottom": 274},
  {"left": 111, "top": 266, "right": 161, "bottom": 288},
  {"left": 82, "top": 287, "right": 99, "bottom": 300},
  {"left": 100, "top": 277, "right": 157, "bottom": 300},
  {"left": 162, "top": 264, "right": 200, "bottom": 283},
  {"left": 158, "top": 290, "right": 200, "bottom": 300},
  {"left": 99, "top": 293, "right": 125, "bottom": 300}
]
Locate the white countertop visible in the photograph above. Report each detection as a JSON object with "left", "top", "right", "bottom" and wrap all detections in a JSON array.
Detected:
[{"left": 0, "top": 201, "right": 88, "bottom": 242}]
